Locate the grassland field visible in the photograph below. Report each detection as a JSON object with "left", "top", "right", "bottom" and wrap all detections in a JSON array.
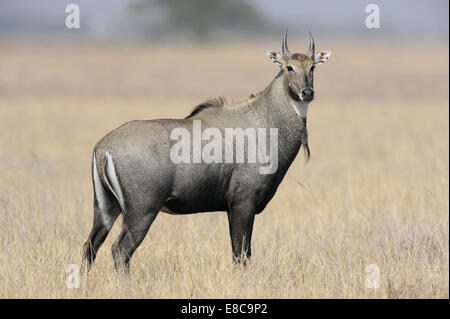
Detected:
[{"left": 0, "top": 40, "right": 448, "bottom": 298}]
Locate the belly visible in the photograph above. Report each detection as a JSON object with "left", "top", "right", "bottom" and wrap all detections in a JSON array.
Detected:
[
  {"left": 160, "top": 196, "right": 228, "bottom": 215},
  {"left": 160, "top": 205, "right": 181, "bottom": 215}
]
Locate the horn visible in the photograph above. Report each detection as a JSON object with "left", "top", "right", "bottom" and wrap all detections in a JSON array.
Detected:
[
  {"left": 282, "top": 29, "right": 290, "bottom": 59},
  {"left": 307, "top": 31, "right": 315, "bottom": 59}
]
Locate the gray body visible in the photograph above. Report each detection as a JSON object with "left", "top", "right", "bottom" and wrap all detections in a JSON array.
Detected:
[{"left": 83, "top": 31, "right": 331, "bottom": 273}]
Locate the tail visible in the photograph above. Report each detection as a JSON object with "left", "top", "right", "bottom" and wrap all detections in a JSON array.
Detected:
[
  {"left": 102, "top": 151, "right": 126, "bottom": 215},
  {"left": 92, "top": 149, "right": 126, "bottom": 216}
]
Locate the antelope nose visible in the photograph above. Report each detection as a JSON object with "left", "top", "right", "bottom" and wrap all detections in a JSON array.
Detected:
[{"left": 301, "top": 88, "right": 314, "bottom": 101}]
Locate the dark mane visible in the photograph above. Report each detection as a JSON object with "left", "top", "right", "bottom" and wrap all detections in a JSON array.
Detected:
[{"left": 185, "top": 97, "right": 228, "bottom": 119}]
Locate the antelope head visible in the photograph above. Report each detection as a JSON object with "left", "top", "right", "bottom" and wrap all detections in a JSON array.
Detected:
[{"left": 267, "top": 30, "right": 332, "bottom": 103}]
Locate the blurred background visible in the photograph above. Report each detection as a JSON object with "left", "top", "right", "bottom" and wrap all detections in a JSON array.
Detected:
[
  {"left": 0, "top": 1, "right": 448, "bottom": 298},
  {"left": 0, "top": 0, "right": 448, "bottom": 41},
  {"left": 0, "top": 0, "right": 448, "bottom": 102}
]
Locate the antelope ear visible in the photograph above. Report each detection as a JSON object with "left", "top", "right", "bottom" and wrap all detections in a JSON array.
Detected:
[
  {"left": 266, "top": 50, "right": 283, "bottom": 66},
  {"left": 314, "top": 50, "right": 332, "bottom": 65}
]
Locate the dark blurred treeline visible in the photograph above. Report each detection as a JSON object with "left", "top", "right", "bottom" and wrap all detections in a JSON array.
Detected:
[{"left": 130, "top": 0, "right": 270, "bottom": 41}]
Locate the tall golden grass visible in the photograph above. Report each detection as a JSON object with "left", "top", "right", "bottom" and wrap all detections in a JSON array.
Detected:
[{"left": 0, "top": 41, "right": 448, "bottom": 298}]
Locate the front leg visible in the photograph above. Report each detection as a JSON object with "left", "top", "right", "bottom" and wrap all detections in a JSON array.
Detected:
[{"left": 227, "top": 201, "right": 256, "bottom": 264}]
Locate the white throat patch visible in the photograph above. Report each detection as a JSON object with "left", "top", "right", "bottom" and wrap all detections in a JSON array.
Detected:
[{"left": 291, "top": 100, "right": 309, "bottom": 118}]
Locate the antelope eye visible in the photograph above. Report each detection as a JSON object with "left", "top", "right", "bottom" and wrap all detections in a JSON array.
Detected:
[{"left": 286, "top": 65, "right": 294, "bottom": 72}]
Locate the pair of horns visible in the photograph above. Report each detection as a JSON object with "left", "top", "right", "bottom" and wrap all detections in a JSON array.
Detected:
[{"left": 282, "top": 29, "right": 315, "bottom": 59}]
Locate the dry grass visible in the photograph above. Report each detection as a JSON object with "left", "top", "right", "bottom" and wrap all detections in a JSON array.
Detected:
[{"left": 0, "top": 41, "right": 448, "bottom": 298}]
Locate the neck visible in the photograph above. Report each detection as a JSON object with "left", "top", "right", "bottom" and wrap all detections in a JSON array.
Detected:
[
  {"left": 265, "top": 72, "right": 309, "bottom": 120},
  {"left": 259, "top": 72, "right": 310, "bottom": 161},
  {"left": 290, "top": 99, "right": 309, "bottom": 118}
]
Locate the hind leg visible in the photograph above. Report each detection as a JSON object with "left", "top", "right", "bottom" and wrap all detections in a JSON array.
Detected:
[
  {"left": 83, "top": 180, "right": 121, "bottom": 271},
  {"left": 83, "top": 201, "right": 120, "bottom": 271},
  {"left": 111, "top": 208, "right": 160, "bottom": 274}
]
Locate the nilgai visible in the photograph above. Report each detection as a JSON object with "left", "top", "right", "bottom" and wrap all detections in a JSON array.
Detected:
[{"left": 83, "top": 30, "right": 331, "bottom": 273}]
